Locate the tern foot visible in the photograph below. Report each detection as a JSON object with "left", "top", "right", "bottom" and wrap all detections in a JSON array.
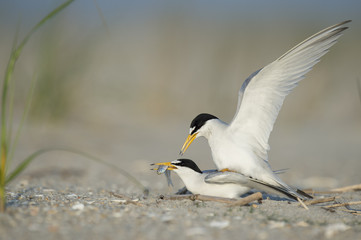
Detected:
[{"left": 219, "top": 168, "right": 236, "bottom": 173}]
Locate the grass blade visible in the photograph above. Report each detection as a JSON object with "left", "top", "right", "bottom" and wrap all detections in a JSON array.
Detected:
[
  {"left": 93, "top": 0, "right": 110, "bottom": 35},
  {"left": 14, "top": 0, "right": 75, "bottom": 61},
  {"left": 0, "top": 0, "right": 75, "bottom": 212},
  {"left": 8, "top": 73, "right": 37, "bottom": 164},
  {"left": 6, "top": 148, "right": 149, "bottom": 195}
]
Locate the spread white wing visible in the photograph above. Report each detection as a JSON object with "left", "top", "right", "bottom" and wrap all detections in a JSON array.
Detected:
[{"left": 228, "top": 20, "right": 350, "bottom": 161}]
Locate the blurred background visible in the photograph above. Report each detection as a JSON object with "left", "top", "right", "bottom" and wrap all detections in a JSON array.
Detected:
[{"left": 1, "top": 0, "right": 360, "bottom": 193}]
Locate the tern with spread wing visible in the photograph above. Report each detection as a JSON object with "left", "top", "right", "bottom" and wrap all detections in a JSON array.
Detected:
[{"left": 180, "top": 20, "right": 351, "bottom": 200}]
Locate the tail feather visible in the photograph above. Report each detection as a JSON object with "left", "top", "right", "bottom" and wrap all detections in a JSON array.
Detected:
[
  {"left": 296, "top": 189, "right": 313, "bottom": 199},
  {"left": 250, "top": 178, "right": 312, "bottom": 201}
]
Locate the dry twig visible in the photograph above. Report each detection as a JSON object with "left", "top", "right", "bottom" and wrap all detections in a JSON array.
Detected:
[
  {"left": 159, "top": 192, "right": 263, "bottom": 206},
  {"left": 331, "top": 183, "right": 361, "bottom": 193},
  {"left": 297, "top": 197, "right": 309, "bottom": 210},
  {"left": 109, "top": 192, "right": 143, "bottom": 206},
  {"left": 340, "top": 209, "right": 361, "bottom": 215},
  {"left": 323, "top": 201, "right": 361, "bottom": 209},
  {"left": 303, "top": 189, "right": 337, "bottom": 195},
  {"left": 228, "top": 192, "right": 263, "bottom": 206},
  {"left": 303, "top": 197, "right": 336, "bottom": 206}
]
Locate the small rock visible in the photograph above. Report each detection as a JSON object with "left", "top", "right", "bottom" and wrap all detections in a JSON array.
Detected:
[
  {"left": 268, "top": 221, "right": 286, "bottom": 229},
  {"left": 209, "top": 220, "right": 230, "bottom": 229},
  {"left": 111, "top": 199, "right": 127, "bottom": 203},
  {"left": 32, "top": 194, "right": 44, "bottom": 200},
  {"left": 43, "top": 189, "right": 55, "bottom": 193},
  {"left": 72, "top": 202, "right": 84, "bottom": 210},
  {"left": 7, "top": 192, "right": 16, "bottom": 198},
  {"left": 324, "top": 223, "right": 350, "bottom": 239},
  {"left": 66, "top": 194, "right": 78, "bottom": 199},
  {"left": 296, "top": 221, "right": 309, "bottom": 227}
]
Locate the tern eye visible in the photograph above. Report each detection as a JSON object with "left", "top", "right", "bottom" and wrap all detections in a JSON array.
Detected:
[{"left": 190, "top": 113, "right": 218, "bottom": 134}]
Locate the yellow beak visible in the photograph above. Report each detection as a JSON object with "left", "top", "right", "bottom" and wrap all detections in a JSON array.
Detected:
[
  {"left": 180, "top": 133, "right": 198, "bottom": 155},
  {"left": 151, "top": 162, "right": 178, "bottom": 170}
]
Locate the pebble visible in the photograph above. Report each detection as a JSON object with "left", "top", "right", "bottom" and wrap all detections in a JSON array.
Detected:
[
  {"left": 324, "top": 223, "right": 351, "bottom": 239},
  {"left": 111, "top": 199, "right": 127, "bottom": 203},
  {"left": 33, "top": 194, "right": 44, "bottom": 200},
  {"left": 72, "top": 202, "right": 85, "bottom": 211},
  {"left": 268, "top": 221, "right": 286, "bottom": 229},
  {"left": 295, "top": 221, "right": 309, "bottom": 227},
  {"left": 43, "top": 189, "right": 55, "bottom": 193},
  {"left": 66, "top": 194, "right": 78, "bottom": 199},
  {"left": 7, "top": 192, "right": 16, "bottom": 198},
  {"left": 209, "top": 220, "right": 230, "bottom": 229}
]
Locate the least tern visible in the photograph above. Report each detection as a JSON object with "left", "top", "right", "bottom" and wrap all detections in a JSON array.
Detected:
[
  {"left": 152, "top": 159, "right": 309, "bottom": 200},
  {"left": 152, "top": 159, "right": 251, "bottom": 199},
  {"left": 180, "top": 20, "right": 350, "bottom": 200}
]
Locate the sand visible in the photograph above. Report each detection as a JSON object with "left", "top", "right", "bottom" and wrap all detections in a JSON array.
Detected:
[{"left": 1, "top": 121, "right": 360, "bottom": 240}]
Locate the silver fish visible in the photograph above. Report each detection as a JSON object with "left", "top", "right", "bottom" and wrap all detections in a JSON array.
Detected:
[
  {"left": 165, "top": 169, "right": 173, "bottom": 187},
  {"left": 156, "top": 165, "right": 169, "bottom": 175},
  {"left": 151, "top": 164, "right": 174, "bottom": 187}
]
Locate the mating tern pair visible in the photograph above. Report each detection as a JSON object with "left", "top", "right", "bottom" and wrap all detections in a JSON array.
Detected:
[
  {"left": 154, "top": 20, "right": 350, "bottom": 200},
  {"left": 152, "top": 159, "right": 305, "bottom": 199}
]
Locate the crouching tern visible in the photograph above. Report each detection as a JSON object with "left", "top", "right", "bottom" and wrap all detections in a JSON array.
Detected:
[
  {"left": 153, "top": 159, "right": 251, "bottom": 199},
  {"left": 180, "top": 21, "right": 351, "bottom": 200},
  {"left": 152, "top": 159, "right": 311, "bottom": 200}
]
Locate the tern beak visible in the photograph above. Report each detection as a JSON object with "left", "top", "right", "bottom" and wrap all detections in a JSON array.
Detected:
[
  {"left": 151, "top": 162, "right": 178, "bottom": 170},
  {"left": 180, "top": 133, "right": 198, "bottom": 155}
]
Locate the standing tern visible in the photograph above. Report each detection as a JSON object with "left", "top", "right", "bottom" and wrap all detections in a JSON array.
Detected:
[{"left": 180, "top": 20, "right": 351, "bottom": 200}]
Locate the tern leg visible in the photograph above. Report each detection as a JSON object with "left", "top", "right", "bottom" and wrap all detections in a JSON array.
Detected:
[{"left": 220, "top": 168, "right": 236, "bottom": 172}]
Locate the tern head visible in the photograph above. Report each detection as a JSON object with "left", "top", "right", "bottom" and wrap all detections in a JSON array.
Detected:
[
  {"left": 153, "top": 159, "right": 202, "bottom": 174},
  {"left": 180, "top": 113, "right": 218, "bottom": 155}
]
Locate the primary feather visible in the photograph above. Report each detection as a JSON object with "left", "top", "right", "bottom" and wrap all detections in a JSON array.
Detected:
[{"left": 229, "top": 20, "right": 350, "bottom": 162}]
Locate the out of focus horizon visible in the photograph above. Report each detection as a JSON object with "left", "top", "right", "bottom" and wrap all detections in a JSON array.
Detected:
[{"left": 0, "top": 0, "right": 360, "bottom": 189}]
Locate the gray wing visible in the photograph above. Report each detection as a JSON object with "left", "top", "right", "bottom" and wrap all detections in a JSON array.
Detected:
[
  {"left": 204, "top": 171, "right": 250, "bottom": 185},
  {"left": 229, "top": 20, "right": 350, "bottom": 162},
  {"left": 204, "top": 171, "right": 312, "bottom": 200}
]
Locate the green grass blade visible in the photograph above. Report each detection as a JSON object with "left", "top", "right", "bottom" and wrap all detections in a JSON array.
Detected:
[
  {"left": 2, "top": 0, "right": 75, "bottom": 135},
  {"left": 5, "top": 21, "right": 21, "bottom": 149},
  {"left": 5, "top": 149, "right": 50, "bottom": 184},
  {"left": 8, "top": 73, "right": 37, "bottom": 165},
  {"left": 14, "top": 0, "right": 75, "bottom": 61},
  {"left": 1, "top": 0, "right": 75, "bottom": 212},
  {"left": 1, "top": 0, "right": 75, "bottom": 177},
  {"left": 93, "top": 0, "right": 110, "bottom": 35},
  {"left": 5, "top": 148, "right": 149, "bottom": 195}
]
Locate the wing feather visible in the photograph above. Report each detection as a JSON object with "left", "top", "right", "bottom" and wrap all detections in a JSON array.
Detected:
[{"left": 229, "top": 20, "right": 350, "bottom": 161}]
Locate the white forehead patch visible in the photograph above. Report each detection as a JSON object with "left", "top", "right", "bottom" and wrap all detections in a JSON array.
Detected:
[
  {"left": 189, "top": 126, "right": 195, "bottom": 134},
  {"left": 172, "top": 160, "right": 181, "bottom": 164}
]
